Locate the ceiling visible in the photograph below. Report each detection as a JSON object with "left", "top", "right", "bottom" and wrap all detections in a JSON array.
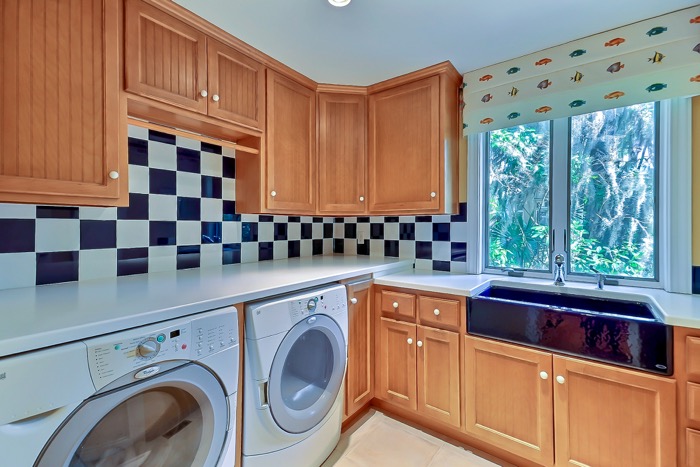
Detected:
[{"left": 174, "top": 0, "right": 698, "bottom": 86}]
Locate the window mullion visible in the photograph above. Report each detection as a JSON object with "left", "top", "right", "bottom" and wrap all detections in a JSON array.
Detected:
[{"left": 550, "top": 118, "right": 570, "bottom": 272}]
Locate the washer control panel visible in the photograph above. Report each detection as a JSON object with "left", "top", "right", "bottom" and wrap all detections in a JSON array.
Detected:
[
  {"left": 288, "top": 286, "right": 347, "bottom": 323},
  {"left": 85, "top": 307, "right": 238, "bottom": 389}
]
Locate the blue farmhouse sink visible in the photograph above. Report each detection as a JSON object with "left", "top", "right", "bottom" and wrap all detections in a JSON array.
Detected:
[{"left": 468, "top": 285, "right": 672, "bottom": 375}]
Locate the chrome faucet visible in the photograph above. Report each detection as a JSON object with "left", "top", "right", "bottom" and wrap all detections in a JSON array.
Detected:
[
  {"left": 590, "top": 266, "right": 606, "bottom": 290},
  {"left": 553, "top": 254, "right": 566, "bottom": 286}
]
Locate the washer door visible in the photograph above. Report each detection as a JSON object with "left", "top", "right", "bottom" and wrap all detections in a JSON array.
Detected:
[
  {"left": 35, "top": 363, "right": 228, "bottom": 467},
  {"left": 268, "top": 314, "right": 346, "bottom": 434}
]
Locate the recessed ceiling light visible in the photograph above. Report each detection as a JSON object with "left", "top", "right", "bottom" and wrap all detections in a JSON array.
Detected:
[{"left": 328, "top": 0, "right": 351, "bottom": 7}]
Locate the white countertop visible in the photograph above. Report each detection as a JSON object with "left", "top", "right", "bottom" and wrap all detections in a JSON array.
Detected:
[
  {"left": 375, "top": 269, "right": 700, "bottom": 328},
  {"left": 0, "top": 256, "right": 411, "bottom": 358}
]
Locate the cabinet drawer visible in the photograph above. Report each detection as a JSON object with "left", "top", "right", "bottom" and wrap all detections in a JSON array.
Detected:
[
  {"left": 380, "top": 291, "right": 416, "bottom": 319},
  {"left": 689, "top": 383, "right": 700, "bottom": 424},
  {"left": 688, "top": 429, "right": 700, "bottom": 466},
  {"left": 418, "top": 296, "right": 461, "bottom": 330},
  {"left": 687, "top": 337, "right": 700, "bottom": 381}
]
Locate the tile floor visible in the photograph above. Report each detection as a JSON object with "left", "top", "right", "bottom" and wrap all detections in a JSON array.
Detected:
[{"left": 322, "top": 410, "right": 511, "bottom": 467}]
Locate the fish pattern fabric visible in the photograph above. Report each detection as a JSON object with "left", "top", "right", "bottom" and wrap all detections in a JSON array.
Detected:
[{"left": 462, "top": 5, "right": 700, "bottom": 135}]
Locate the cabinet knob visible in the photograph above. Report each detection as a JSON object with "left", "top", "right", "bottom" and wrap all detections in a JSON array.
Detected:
[
  {"left": 359, "top": 196, "right": 365, "bottom": 202},
  {"left": 108, "top": 171, "right": 119, "bottom": 180},
  {"left": 212, "top": 94, "right": 220, "bottom": 102},
  {"left": 271, "top": 191, "right": 277, "bottom": 197},
  {"left": 417, "top": 340, "right": 423, "bottom": 348},
  {"left": 430, "top": 192, "right": 436, "bottom": 198},
  {"left": 200, "top": 90, "right": 208, "bottom": 97},
  {"left": 407, "top": 338, "right": 413, "bottom": 345},
  {"left": 540, "top": 371, "right": 549, "bottom": 380},
  {"left": 350, "top": 297, "right": 358, "bottom": 304},
  {"left": 392, "top": 302, "right": 399, "bottom": 309},
  {"left": 556, "top": 375, "right": 565, "bottom": 385},
  {"left": 433, "top": 308, "right": 440, "bottom": 316}
]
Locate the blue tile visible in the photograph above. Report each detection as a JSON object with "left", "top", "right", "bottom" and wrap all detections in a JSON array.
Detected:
[
  {"left": 344, "top": 223, "right": 356, "bottom": 239},
  {"left": 433, "top": 260, "right": 451, "bottom": 272},
  {"left": 693, "top": 266, "right": 700, "bottom": 294},
  {"left": 302, "top": 223, "right": 313, "bottom": 240},
  {"left": 37, "top": 206, "right": 78, "bottom": 219},
  {"left": 201, "top": 141, "right": 222, "bottom": 154},
  {"left": 323, "top": 224, "right": 334, "bottom": 239},
  {"left": 177, "top": 197, "right": 201, "bottom": 221},
  {"left": 384, "top": 217, "right": 399, "bottom": 223},
  {"left": 313, "top": 217, "right": 323, "bottom": 223},
  {"left": 128, "top": 137, "right": 149, "bottom": 166},
  {"left": 150, "top": 168, "right": 177, "bottom": 195},
  {"left": 333, "top": 239, "right": 344, "bottom": 254},
  {"left": 358, "top": 241, "right": 369, "bottom": 256},
  {"left": 117, "top": 248, "right": 148, "bottom": 276},
  {"left": 357, "top": 217, "right": 370, "bottom": 223},
  {"left": 222, "top": 243, "right": 241, "bottom": 265},
  {"left": 149, "top": 130, "right": 176, "bottom": 145},
  {"left": 223, "top": 201, "right": 240, "bottom": 222},
  {"left": 258, "top": 242, "right": 273, "bottom": 261},
  {"left": 370, "top": 223, "right": 384, "bottom": 239},
  {"left": 313, "top": 239, "right": 324, "bottom": 255},
  {"left": 177, "top": 147, "right": 201, "bottom": 174},
  {"left": 451, "top": 242, "right": 467, "bottom": 262},
  {"left": 416, "top": 241, "right": 432, "bottom": 260},
  {"left": 416, "top": 216, "right": 432, "bottom": 223},
  {"left": 451, "top": 202, "right": 467, "bottom": 223},
  {"left": 177, "top": 245, "right": 200, "bottom": 270},
  {"left": 117, "top": 193, "right": 149, "bottom": 220},
  {"left": 274, "top": 223, "right": 288, "bottom": 241},
  {"left": 201, "top": 176, "right": 222, "bottom": 199},
  {"left": 201, "top": 222, "right": 222, "bottom": 244},
  {"left": 433, "top": 223, "right": 451, "bottom": 241},
  {"left": 150, "top": 221, "right": 176, "bottom": 246},
  {"left": 242, "top": 222, "right": 258, "bottom": 242},
  {"left": 36, "top": 251, "right": 79, "bottom": 285},
  {"left": 80, "top": 220, "right": 116, "bottom": 250},
  {"left": 222, "top": 156, "right": 235, "bottom": 179},
  {"left": 259, "top": 215, "right": 274, "bottom": 223},
  {"left": 384, "top": 240, "right": 399, "bottom": 258},
  {"left": 288, "top": 217, "right": 301, "bottom": 223},
  {"left": 0, "top": 219, "right": 35, "bottom": 253},
  {"left": 334, "top": 218, "right": 345, "bottom": 223},
  {"left": 288, "top": 240, "right": 301, "bottom": 258},
  {"left": 399, "top": 223, "right": 415, "bottom": 241}
]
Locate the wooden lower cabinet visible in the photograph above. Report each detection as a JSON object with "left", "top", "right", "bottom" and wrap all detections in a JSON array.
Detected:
[
  {"left": 377, "top": 318, "right": 417, "bottom": 410},
  {"left": 417, "top": 326, "right": 460, "bottom": 428},
  {"left": 344, "top": 280, "right": 373, "bottom": 421}
]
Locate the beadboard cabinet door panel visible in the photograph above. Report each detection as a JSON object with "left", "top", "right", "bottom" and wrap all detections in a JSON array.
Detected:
[{"left": 0, "top": 0, "right": 126, "bottom": 206}]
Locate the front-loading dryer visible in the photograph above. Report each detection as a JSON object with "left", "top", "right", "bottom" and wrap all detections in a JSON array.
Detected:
[
  {"left": 0, "top": 306, "right": 239, "bottom": 467},
  {"left": 243, "top": 284, "right": 348, "bottom": 467}
]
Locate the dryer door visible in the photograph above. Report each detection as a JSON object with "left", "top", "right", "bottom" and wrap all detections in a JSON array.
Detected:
[
  {"left": 268, "top": 314, "right": 346, "bottom": 434},
  {"left": 35, "top": 363, "right": 228, "bottom": 467}
]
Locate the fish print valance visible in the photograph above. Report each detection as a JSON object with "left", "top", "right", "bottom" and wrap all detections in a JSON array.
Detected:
[{"left": 462, "top": 5, "right": 700, "bottom": 135}]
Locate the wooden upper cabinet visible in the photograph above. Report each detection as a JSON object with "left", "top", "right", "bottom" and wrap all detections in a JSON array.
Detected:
[
  {"left": 265, "top": 70, "right": 316, "bottom": 214},
  {"left": 0, "top": 0, "right": 126, "bottom": 206},
  {"left": 344, "top": 280, "right": 373, "bottom": 421},
  {"left": 377, "top": 317, "right": 417, "bottom": 411},
  {"left": 553, "top": 356, "right": 676, "bottom": 467},
  {"left": 417, "top": 326, "right": 460, "bottom": 428},
  {"left": 125, "top": 0, "right": 207, "bottom": 114},
  {"left": 206, "top": 39, "right": 265, "bottom": 129},
  {"left": 317, "top": 91, "right": 367, "bottom": 215}
]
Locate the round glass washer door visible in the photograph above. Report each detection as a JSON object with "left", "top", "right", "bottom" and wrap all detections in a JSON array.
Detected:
[
  {"left": 35, "top": 363, "right": 228, "bottom": 467},
  {"left": 268, "top": 314, "right": 346, "bottom": 434}
]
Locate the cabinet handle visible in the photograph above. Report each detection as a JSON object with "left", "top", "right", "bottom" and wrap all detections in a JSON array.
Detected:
[
  {"left": 407, "top": 338, "right": 413, "bottom": 345},
  {"left": 200, "top": 90, "right": 208, "bottom": 97},
  {"left": 433, "top": 308, "right": 440, "bottom": 316},
  {"left": 359, "top": 196, "right": 365, "bottom": 202},
  {"left": 350, "top": 298, "right": 358, "bottom": 304},
  {"left": 430, "top": 192, "right": 436, "bottom": 198},
  {"left": 392, "top": 302, "right": 399, "bottom": 309},
  {"left": 540, "top": 371, "right": 549, "bottom": 380},
  {"left": 212, "top": 94, "right": 220, "bottom": 102},
  {"left": 417, "top": 340, "right": 423, "bottom": 348},
  {"left": 556, "top": 375, "right": 565, "bottom": 385},
  {"left": 271, "top": 191, "right": 277, "bottom": 197},
  {"left": 108, "top": 171, "right": 119, "bottom": 180}
]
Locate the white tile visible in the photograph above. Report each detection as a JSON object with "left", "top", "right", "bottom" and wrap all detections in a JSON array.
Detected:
[
  {"left": 222, "top": 222, "right": 241, "bottom": 243},
  {"left": 148, "top": 246, "right": 176, "bottom": 273},
  {"left": 241, "top": 243, "right": 258, "bottom": 263},
  {"left": 384, "top": 223, "right": 399, "bottom": 240},
  {"left": 273, "top": 216, "right": 288, "bottom": 223},
  {"left": 323, "top": 239, "right": 333, "bottom": 254},
  {"left": 399, "top": 216, "right": 416, "bottom": 223},
  {"left": 201, "top": 244, "right": 222, "bottom": 268},
  {"left": 343, "top": 239, "right": 357, "bottom": 255},
  {"left": 201, "top": 198, "right": 223, "bottom": 222},
  {"left": 0, "top": 203, "right": 37, "bottom": 219},
  {"left": 223, "top": 146, "right": 236, "bottom": 157},
  {"left": 334, "top": 224, "right": 345, "bottom": 238},
  {"left": 201, "top": 151, "right": 222, "bottom": 177},
  {"left": 0, "top": 253, "right": 36, "bottom": 290},
  {"left": 288, "top": 223, "right": 301, "bottom": 240},
  {"left": 80, "top": 207, "right": 117, "bottom": 220},
  {"left": 147, "top": 141, "right": 177, "bottom": 170},
  {"left": 148, "top": 195, "right": 177, "bottom": 221},
  {"left": 356, "top": 223, "right": 370, "bottom": 243},
  {"left": 414, "top": 258, "right": 432, "bottom": 270},
  {"left": 258, "top": 223, "right": 273, "bottom": 242},
  {"left": 300, "top": 216, "right": 313, "bottom": 223},
  {"left": 433, "top": 214, "right": 451, "bottom": 223},
  {"left": 432, "top": 241, "right": 451, "bottom": 261},
  {"left": 450, "top": 222, "right": 469, "bottom": 242},
  {"left": 127, "top": 125, "right": 149, "bottom": 139},
  {"left": 175, "top": 135, "right": 200, "bottom": 150},
  {"left": 117, "top": 221, "right": 149, "bottom": 248},
  {"left": 312, "top": 223, "right": 323, "bottom": 239},
  {"left": 370, "top": 216, "right": 384, "bottom": 223},
  {"left": 370, "top": 239, "right": 384, "bottom": 256},
  {"left": 323, "top": 217, "right": 334, "bottom": 224},
  {"left": 176, "top": 172, "right": 201, "bottom": 198},
  {"left": 79, "top": 249, "right": 117, "bottom": 281},
  {"left": 241, "top": 214, "right": 257, "bottom": 223},
  {"left": 399, "top": 240, "right": 416, "bottom": 259},
  {"left": 450, "top": 262, "right": 468, "bottom": 273},
  {"left": 415, "top": 223, "right": 433, "bottom": 241},
  {"left": 301, "top": 240, "right": 313, "bottom": 257},
  {"left": 129, "top": 165, "right": 150, "bottom": 194},
  {"left": 222, "top": 178, "right": 236, "bottom": 201},
  {"left": 177, "top": 221, "right": 201, "bottom": 245},
  {"left": 36, "top": 219, "right": 80, "bottom": 252},
  {"left": 273, "top": 241, "right": 289, "bottom": 260}
]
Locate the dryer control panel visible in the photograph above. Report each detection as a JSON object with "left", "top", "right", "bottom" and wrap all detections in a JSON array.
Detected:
[{"left": 85, "top": 307, "right": 238, "bottom": 390}]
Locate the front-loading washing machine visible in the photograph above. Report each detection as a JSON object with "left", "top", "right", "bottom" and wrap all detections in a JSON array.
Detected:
[
  {"left": 0, "top": 306, "right": 239, "bottom": 467},
  {"left": 242, "top": 284, "right": 348, "bottom": 467}
]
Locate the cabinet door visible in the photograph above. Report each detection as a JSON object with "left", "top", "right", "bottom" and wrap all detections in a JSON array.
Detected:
[
  {"left": 553, "top": 356, "right": 676, "bottom": 467},
  {"left": 265, "top": 70, "right": 316, "bottom": 214},
  {"left": 125, "top": 0, "right": 207, "bottom": 114},
  {"left": 368, "top": 76, "right": 440, "bottom": 213},
  {"left": 0, "top": 0, "right": 126, "bottom": 206},
  {"left": 318, "top": 92, "right": 367, "bottom": 215},
  {"left": 417, "top": 326, "right": 460, "bottom": 428},
  {"left": 464, "top": 336, "right": 554, "bottom": 466},
  {"left": 377, "top": 318, "right": 417, "bottom": 410},
  {"left": 206, "top": 39, "right": 264, "bottom": 129},
  {"left": 344, "top": 280, "right": 373, "bottom": 420}
]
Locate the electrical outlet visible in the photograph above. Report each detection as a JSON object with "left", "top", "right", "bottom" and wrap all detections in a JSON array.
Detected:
[{"left": 357, "top": 231, "right": 366, "bottom": 244}]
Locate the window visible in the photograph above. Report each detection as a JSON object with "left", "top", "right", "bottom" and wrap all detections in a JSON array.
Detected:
[{"left": 484, "top": 102, "right": 658, "bottom": 281}]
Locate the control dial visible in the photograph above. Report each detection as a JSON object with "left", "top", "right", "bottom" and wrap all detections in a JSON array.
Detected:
[
  {"left": 307, "top": 299, "right": 317, "bottom": 312},
  {"left": 137, "top": 338, "right": 160, "bottom": 360}
]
